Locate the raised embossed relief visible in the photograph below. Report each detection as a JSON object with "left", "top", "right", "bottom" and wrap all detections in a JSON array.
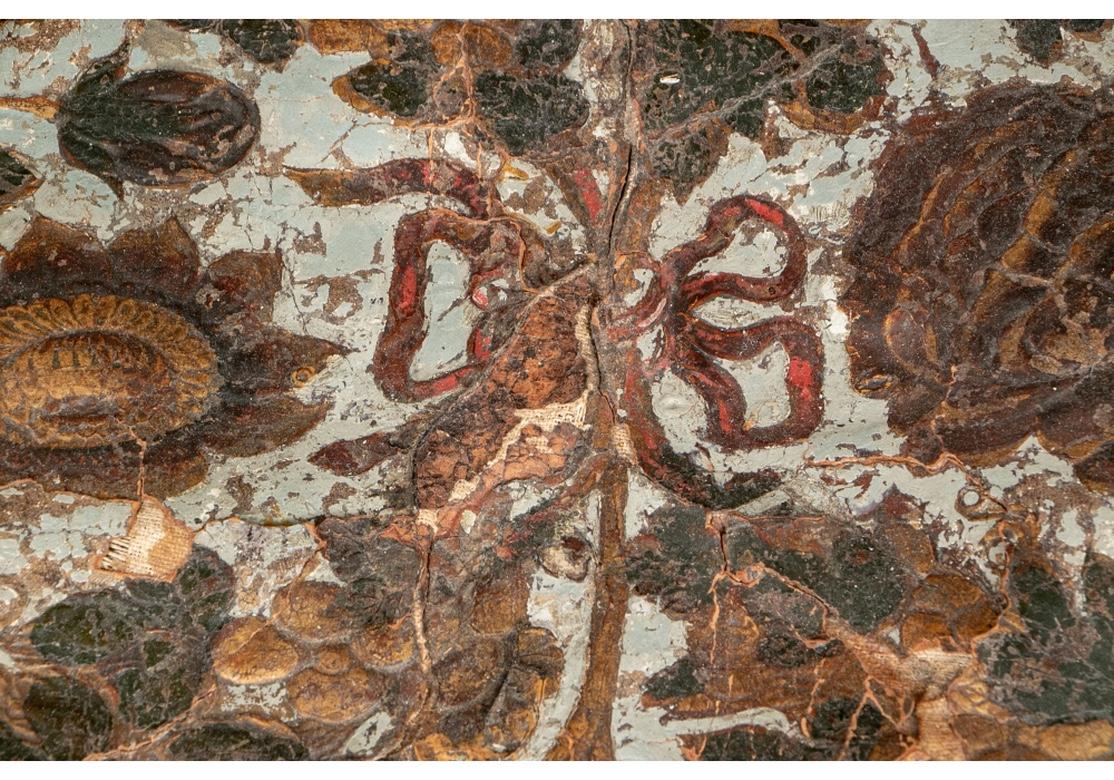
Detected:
[
  {"left": 55, "top": 45, "right": 260, "bottom": 191},
  {"left": 0, "top": 217, "right": 341, "bottom": 498},
  {"left": 0, "top": 19, "right": 1113, "bottom": 762}
]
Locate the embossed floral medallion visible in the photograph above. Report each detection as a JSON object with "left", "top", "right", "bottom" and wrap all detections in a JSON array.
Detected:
[{"left": 0, "top": 217, "right": 342, "bottom": 498}]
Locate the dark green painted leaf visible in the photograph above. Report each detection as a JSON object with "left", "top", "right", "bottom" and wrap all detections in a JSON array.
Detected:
[
  {"left": 689, "top": 699, "right": 883, "bottom": 759},
  {"left": 57, "top": 45, "right": 260, "bottom": 189},
  {"left": 346, "top": 62, "right": 429, "bottom": 118},
  {"left": 0, "top": 149, "right": 40, "bottom": 209},
  {"left": 28, "top": 547, "right": 234, "bottom": 730},
  {"left": 114, "top": 638, "right": 209, "bottom": 728},
  {"left": 635, "top": 21, "right": 796, "bottom": 199},
  {"left": 643, "top": 657, "right": 704, "bottom": 699},
  {"left": 1009, "top": 20, "right": 1064, "bottom": 64},
  {"left": 166, "top": 20, "right": 218, "bottom": 33},
  {"left": 175, "top": 546, "right": 235, "bottom": 632},
  {"left": 30, "top": 590, "right": 147, "bottom": 665},
  {"left": 980, "top": 554, "right": 1114, "bottom": 724},
  {"left": 1066, "top": 19, "right": 1106, "bottom": 33},
  {"left": 696, "top": 726, "right": 813, "bottom": 760},
  {"left": 626, "top": 506, "right": 721, "bottom": 614},
  {"left": 169, "top": 723, "right": 308, "bottom": 760},
  {"left": 473, "top": 72, "right": 589, "bottom": 155},
  {"left": 800, "top": 33, "right": 886, "bottom": 114},
  {"left": 807, "top": 697, "right": 886, "bottom": 759},
  {"left": 515, "top": 20, "right": 581, "bottom": 71},
  {"left": 647, "top": 130, "right": 726, "bottom": 201},
  {"left": 725, "top": 524, "right": 909, "bottom": 632},
  {"left": 318, "top": 516, "right": 421, "bottom": 627},
  {"left": 219, "top": 20, "right": 303, "bottom": 65},
  {"left": 341, "top": 32, "right": 437, "bottom": 119},
  {"left": 23, "top": 677, "right": 113, "bottom": 760},
  {"left": 640, "top": 22, "right": 796, "bottom": 135},
  {"left": 636, "top": 20, "right": 888, "bottom": 200}
]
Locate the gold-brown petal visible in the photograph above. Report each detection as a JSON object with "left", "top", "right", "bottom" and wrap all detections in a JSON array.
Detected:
[
  {"left": 351, "top": 620, "right": 415, "bottom": 669},
  {"left": 107, "top": 217, "right": 202, "bottom": 302},
  {"left": 307, "top": 20, "right": 389, "bottom": 54},
  {"left": 313, "top": 645, "right": 353, "bottom": 675},
  {"left": 2, "top": 217, "right": 110, "bottom": 297},
  {"left": 287, "top": 667, "right": 388, "bottom": 723},
  {"left": 469, "top": 569, "right": 529, "bottom": 636},
  {"left": 221, "top": 327, "right": 345, "bottom": 394},
  {"left": 271, "top": 581, "right": 354, "bottom": 643},
  {"left": 433, "top": 639, "right": 504, "bottom": 707},
  {"left": 211, "top": 617, "right": 301, "bottom": 685},
  {"left": 197, "top": 396, "right": 332, "bottom": 458},
  {"left": 196, "top": 249, "right": 284, "bottom": 326}
]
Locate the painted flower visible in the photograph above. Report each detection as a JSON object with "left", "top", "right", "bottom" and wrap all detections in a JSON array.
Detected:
[
  {"left": 0, "top": 216, "right": 343, "bottom": 498},
  {"left": 842, "top": 81, "right": 1114, "bottom": 491}
]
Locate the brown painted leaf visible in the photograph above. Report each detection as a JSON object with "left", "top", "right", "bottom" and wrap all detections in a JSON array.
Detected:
[{"left": 0, "top": 148, "right": 41, "bottom": 209}]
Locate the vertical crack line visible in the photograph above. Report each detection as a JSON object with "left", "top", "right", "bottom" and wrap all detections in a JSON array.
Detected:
[
  {"left": 605, "top": 144, "right": 634, "bottom": 263},
  {"left": 602, "top": 20, "right": 637, "bottom": 266}
]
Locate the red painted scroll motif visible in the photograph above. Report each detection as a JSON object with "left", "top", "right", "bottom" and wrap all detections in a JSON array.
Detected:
[
  {"left": 291, "top": 158, "right": 560, "bottom": 403},
  {"left": 609, "top": 195, "right": 825, "bottom": 506}
]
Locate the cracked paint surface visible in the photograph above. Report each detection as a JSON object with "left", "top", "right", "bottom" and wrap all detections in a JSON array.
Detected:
[{"left": 0, "top": 18, "right": 1113, "bottom": 760}]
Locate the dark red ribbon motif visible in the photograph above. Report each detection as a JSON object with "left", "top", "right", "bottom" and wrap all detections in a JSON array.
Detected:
[
  {"left": 290, "top": 158, "right": 551, "bottom": 403},
  {"left": 610, "top": 195, "right": 825, "bottom": 507}
]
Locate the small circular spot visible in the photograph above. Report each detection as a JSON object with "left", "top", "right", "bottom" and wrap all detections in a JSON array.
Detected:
[{"left": 290, "top": 366, "right": 316, "bottom": 387}]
